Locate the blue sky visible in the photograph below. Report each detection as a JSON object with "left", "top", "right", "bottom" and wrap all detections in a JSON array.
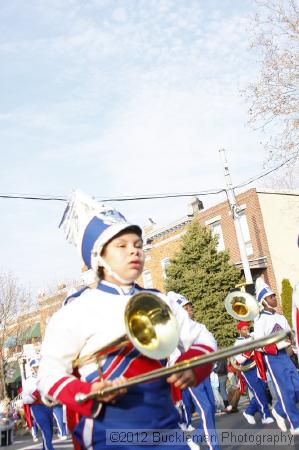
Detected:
[{"left": 0, "top": 0, "right": 280, "bottom": 295}]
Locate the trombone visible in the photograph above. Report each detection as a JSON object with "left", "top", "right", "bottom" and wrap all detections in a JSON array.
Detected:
[
  {"left": 75, "top": 330, "right": 288, "bottom": 403},
  {"left": 72, "top": 290, "right": 288, "bottom": 403}
]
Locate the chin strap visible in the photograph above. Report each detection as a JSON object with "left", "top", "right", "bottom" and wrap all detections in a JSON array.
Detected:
[
  {"left": 96, "top": 256, "right": 133, "bottom": 286},
  {"left": 262, "top": 299, "right": 275, "bottom": 311}
]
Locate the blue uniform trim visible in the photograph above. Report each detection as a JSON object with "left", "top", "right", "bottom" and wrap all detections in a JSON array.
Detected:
[
  {"left": 63, "top": 286, "right": 89, "bottom": 305},
  {"left": 103, "top": 348, "right": 140, "bottom": 379},
  {"left": 96, "top": 281, "right": 161, "bottom": 296},
  {"left": 85, "top": 370, "right": 99, "bottom": 383},
  {"left": 258, "top": 287, "right": 268, "bottom": 302}
]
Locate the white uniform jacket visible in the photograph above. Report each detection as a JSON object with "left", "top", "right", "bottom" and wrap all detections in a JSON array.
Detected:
[{"left": 254, "top": 311, "right": 291, "bottom": 350}]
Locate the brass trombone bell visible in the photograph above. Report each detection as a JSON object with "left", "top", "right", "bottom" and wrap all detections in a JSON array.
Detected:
[
  {"left": 224, "top": 291, "right": 260, "bottom": 322},
  {"left": 73, "top": 291, "right": 179, "bottom": 369},
  {"left": 125, "top": 292, "right": 179, "bottom": 359}
]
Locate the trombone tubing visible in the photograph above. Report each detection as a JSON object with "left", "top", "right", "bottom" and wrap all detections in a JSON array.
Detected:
[{"left": 75, "top": 330, "right": 288, "bottom": 404}]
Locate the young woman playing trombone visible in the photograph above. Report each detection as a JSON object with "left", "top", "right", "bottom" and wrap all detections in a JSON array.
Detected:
[{"left": 37, "top": 189, "right": 217, "bottom": 450}]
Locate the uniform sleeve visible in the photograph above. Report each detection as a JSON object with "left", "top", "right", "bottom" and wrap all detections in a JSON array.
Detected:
[
  {"left": 166, "top": 295, "right": 217, "bottom": 384},
  {"left": 22, "top": 379, "right": 39, "bottom": 405},
  {"left": 233, "top": 339, "right": 253, "bottom": 364},
  {"left": 253, "top": 315, "right": 265, "bottom": 340},
  {"left": 37, "top": 303, "right": 100, "bottom": 417}
]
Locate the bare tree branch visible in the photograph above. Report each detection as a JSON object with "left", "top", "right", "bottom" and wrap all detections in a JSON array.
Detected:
[
  {"left": 243, "top": 0, "right": 299, "bottom": 171},
  {"left": 0, "top": 272, "right": 33, "bottom": 398}
]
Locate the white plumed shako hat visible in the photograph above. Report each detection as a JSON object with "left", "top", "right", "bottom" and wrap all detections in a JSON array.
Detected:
[
  {"left": 167, "top": 291, "right": 191, "bottom": 307},
  {"left": 59, "top": 189, "right": 142, "bottom": 272},
  {"left": 255, "top": 277, "right": 274, "bottom": 302}
]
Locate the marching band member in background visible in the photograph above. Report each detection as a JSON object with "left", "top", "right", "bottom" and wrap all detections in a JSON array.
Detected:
[
  {"left": 22, "top": 359, "right": 54, "bottom": 450},
  {"left": 168, "top": 292, "right": 220, "bottom": 450},
  {"left": 37, "top": 189, "right": 217, "bottom": 450},
  {"left": 254, "top": 277, "right": 299, "bottom": 434},
  {"left": 233, "top": 321, "right": 273, "bottom": 426}
]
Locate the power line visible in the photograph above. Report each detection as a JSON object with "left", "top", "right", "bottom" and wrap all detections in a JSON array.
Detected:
[
  {"left": 234, "top": 151, "right": 299, "bottom": 190},
  {"left": 0, "top": 189, "right": 226, "bottom": 203},
  {"left": 0, "top": 152, "right": 298, "bottom": 203}
]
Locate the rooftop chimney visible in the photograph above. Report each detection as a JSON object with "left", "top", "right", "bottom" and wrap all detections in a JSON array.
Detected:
[{"left": 187, "top": 197, "right": 203, "bottom": 217}]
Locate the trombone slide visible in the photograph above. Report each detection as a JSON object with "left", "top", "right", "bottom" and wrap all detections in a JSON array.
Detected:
[{"left": 75, "top": 330, "right": 288, "bottom": 404}]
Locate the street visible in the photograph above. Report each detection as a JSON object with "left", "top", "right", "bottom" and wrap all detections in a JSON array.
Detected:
[{"left": 8, "top": 399, "right": 299, "bottom": 450}]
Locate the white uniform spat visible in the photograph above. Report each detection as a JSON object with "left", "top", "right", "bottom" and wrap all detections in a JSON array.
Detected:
[{"left": 37, "top": 281, "right": 216, "bottom": 449}]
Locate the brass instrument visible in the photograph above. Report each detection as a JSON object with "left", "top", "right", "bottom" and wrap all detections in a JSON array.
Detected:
[
  {"left": 229, "top": 356, "right": 256, "bottom": 372},
  {"left": 224, "top": 290, "right": 259, "bottom": 371},
  {"left": 224, "top": 291, "right": 261, "bottom": 322},
  {"left": 73, "top": 291, "right": 180, "bottom": 368},
  {"left": 75, "top": 330, "right": 288, "bottom": 404}
]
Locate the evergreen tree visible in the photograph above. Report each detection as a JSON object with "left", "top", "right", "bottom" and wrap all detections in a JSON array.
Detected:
[
  {"left": 281, "top": 278, "right": 293, "bottom": 327},
  {"left": 165, "top": 221, "right": 242, "bottom": 347}
]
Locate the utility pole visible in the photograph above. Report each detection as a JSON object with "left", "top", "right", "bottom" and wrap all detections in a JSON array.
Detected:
[{"left": 219, "top": 148, "right": 253, "bottom": 285}]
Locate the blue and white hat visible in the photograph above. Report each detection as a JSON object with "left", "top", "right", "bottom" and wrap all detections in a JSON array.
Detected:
[
  {"left": 167, "top": 291, "right": 191, "bottom": 307},
  {"left": 59, "top": 190, "right": 142, "bottom": 272},
  {"left": 29, "top": 359, "right": 39, "bottom": 368},
  {"left": 255, "top": 277, "right": 274, "bottom": 302}
]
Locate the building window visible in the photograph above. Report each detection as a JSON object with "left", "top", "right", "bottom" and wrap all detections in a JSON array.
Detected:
[
  {"left": 161, "top": 257, "right": 170, "bottom": 279},
  {"left": 239, "top": 211, "right": 253, "bottom": 256},
  {"left": 142, "top": 270, "right": 153, "bottom": 289},
  {"left": 210, "top": 221, "right": 225, "bottom": 252}
]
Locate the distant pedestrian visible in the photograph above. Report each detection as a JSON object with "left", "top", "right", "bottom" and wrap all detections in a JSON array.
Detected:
[
  {"left": 213, "top": 358, "right": 228, "bottom": 408},
  {"left": 210, "top": 371, "right": 224, "bottom": 412}
]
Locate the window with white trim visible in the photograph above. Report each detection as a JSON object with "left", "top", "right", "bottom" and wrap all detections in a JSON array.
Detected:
[
  {"left": 161, "top": 257, "right": 170, "bottom": 279},
  {"left": 210, "top": 221, "right": 225, "bottom": 252},
  {"left": 239, "top": 211, "right": 253, "bottom": 256},
  {"left": 142, "top": 270, "right": 153, "bottom": 289}
]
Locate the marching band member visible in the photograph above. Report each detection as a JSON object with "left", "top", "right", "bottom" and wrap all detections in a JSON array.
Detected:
[
  {"left": 254, "top": 277, "right": 299, "bottom": 434},
  {"left": 37, "top": 190, "right": 217, "bottom": 450},
  {"left": 233, "top": 321, "right": 273, "bottom": 425},
  {"left": 22, "top": 359, "right": 54, "bottom": 450},
  {"left": 168, "top": 292, "right": 220, "bottom": 450}
]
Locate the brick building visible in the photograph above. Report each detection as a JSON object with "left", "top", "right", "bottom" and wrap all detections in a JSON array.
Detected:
[
  {"left": 4, "top": 187, "right": 298, "bottom": 396},
  {"left": 141, "top": 188, "right": 299, "bottom": 299}
]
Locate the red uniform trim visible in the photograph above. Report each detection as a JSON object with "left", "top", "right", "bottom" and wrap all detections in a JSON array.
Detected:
[
  {"left": 48, "top": 377, "right": 94, "bottom": 417},
  {"left": 175, "top": 345, "right": 214, "bottom": 385}
]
